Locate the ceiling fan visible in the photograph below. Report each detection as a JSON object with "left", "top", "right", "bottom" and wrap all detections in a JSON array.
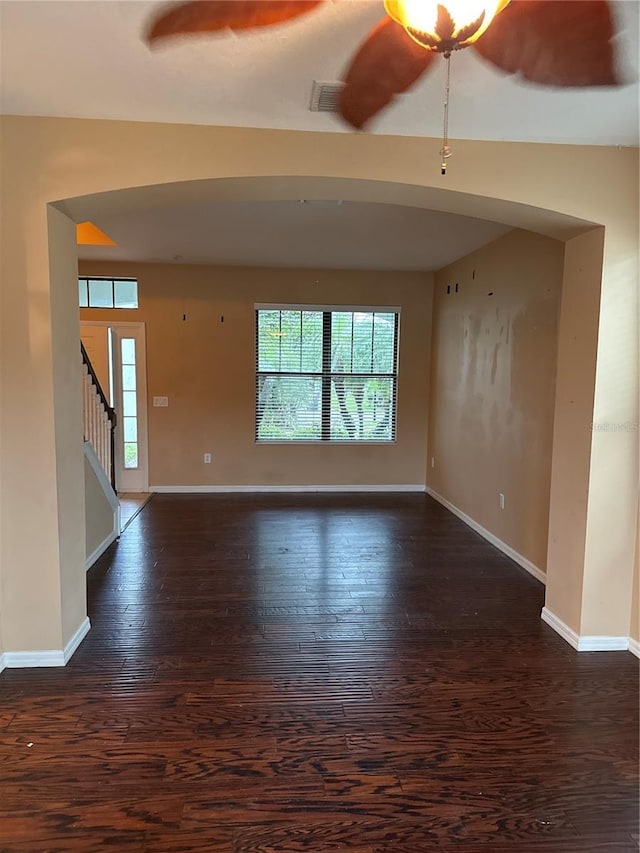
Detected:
[{"left": 145, "top": 0, "right": 620, "bottom": 131}]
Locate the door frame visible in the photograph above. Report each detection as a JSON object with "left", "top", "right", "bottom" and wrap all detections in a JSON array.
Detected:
[{"left": 80, "top": 320, "right": 149, "bottom": 493}]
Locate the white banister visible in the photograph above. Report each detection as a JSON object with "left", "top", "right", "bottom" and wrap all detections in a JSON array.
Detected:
[{"left": 81, "top": 347, "right": 116, "bottom": 490}]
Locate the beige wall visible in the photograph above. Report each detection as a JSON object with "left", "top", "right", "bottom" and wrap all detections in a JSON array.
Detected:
[
  {"left": 545, "top": 229, "right": 604, "bottom": 631},
  {"left": 49, "top": 207, "right": 88, "bottom": 645},
  {"left": 631, "top": 505, "right": 640, "bottom": 644},
  {"left": 0, "top": 116, "right": 637, "bottom": 654},
  {"left": 427, "top": 229, "right": 564, "bottom": 571},
  {"left": 80, "top": 324, "right": 110, "bottom": 402},
  {"left": 0, "top": 205, "right": 85, "bottom": 653},
  {"left": 84, "top": 452, "right": 116, "bottom": 561},
  {"left": 79, "top": 262, "right": 432, "bottom": 487}
]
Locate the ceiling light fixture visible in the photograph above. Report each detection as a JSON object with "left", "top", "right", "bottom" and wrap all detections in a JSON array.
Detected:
[
  {"left": 146, "top": 0, "right": 621, "bottom": 175},
  {"left": 384, "top": 0, "right": 510, "bottom": 174},
  {"left": 384, "top": 0, "right": 510, "bottom": 52}
]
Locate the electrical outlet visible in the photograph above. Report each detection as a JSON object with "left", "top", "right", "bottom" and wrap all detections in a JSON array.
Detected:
[
  {"left": 204, "top": 453, "right": 212, "bottom": 464},
  {"left": 499, "top": 493, "right": 505, "bottom": 510},
  {"left": 153, "top": 396, "right": 168, "bottom": 407},
  {"left": 431, "top": 457, "right": 435, "bottom": 468}
]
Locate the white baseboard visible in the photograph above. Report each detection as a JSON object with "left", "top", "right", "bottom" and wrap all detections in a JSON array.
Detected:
[
  {"left": 0, "top": 617, "right": 91, "bottom": 670},
  {"left": 629, "top": 637, "right": 640, "bottom": 659},
  {"left": 541, "top": 607, "right": 580, "bottom": 649},
  {"left": 150, "top": 484, "right": 426, "bottom": 494},
  {"left": 2, "top": 649, "right": 67, "bottom": 668},
  {"left": 86, "top": 529, "right": 118, "bottom": 571},
  {"left": 63, "top": 617, "right": 91, "bottom": 663},
  {"left": 425, "top": 487, "right": 546, "bottom": 585},
  {"left": 541, "top": 607, "right": 633, "bottom": 653},
  {"left": 577, "top": 635, "right": 630, "bottom": 652}
]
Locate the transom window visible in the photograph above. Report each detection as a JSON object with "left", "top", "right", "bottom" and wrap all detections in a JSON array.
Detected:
[
  {"left": 256, "top": 306, "right": 399, "bottom": 442},
  {"left": 79, "top": 277, "right": 138, "bottom": 309}
]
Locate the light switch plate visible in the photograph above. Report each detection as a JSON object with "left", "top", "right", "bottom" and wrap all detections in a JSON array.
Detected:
[{"left": 153, "top": 396, "right": 169, "bottom": 407}]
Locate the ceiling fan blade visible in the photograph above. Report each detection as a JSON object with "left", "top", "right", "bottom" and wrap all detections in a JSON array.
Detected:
[
  {"left": 147, "top": 0, "right": 324, "bottom": 44},
  {"left": 472, "top": 0, "right": 619, "bottom": 86},
  {"left": 339, "top": 17, "right": 436, "bottom": 130}
]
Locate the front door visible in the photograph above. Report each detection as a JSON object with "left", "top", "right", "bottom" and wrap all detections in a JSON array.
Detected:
[{"left": 80, "top": 321, "right": 149, "bottom": 493}]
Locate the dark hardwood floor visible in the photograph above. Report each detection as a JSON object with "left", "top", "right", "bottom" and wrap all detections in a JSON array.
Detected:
[{"left": 1, "top": 493, "right": 638, "bottom": 852}]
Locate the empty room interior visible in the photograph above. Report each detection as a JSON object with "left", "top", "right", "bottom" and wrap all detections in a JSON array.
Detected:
[{"left": 0, "top": 0, "right": 639, "bottom": 850}]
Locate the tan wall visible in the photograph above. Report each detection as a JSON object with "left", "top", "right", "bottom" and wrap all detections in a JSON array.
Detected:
[
  {"left": 48, "top": 207, "right": 88, "bottom": 645},
  {"left": 545, "top": 229, "right": 604, "bottom": 631},
  {"left": 80, "top": 325, "right": 110, "bottom": 402},
  {"left": 79, "top": 262, "right": 433, "bottom": 487},
  {"left": 84, "top": 452, "right": 116, "bottom": 560},
  {"left": 0, "top": 116, "right": 637, "bottom": 653},
  {"left": 427, "top": 229, "right": 564, "bottom": 571},
  {"left": 631, "top": 504, "right": 640, "bottom": 644}
]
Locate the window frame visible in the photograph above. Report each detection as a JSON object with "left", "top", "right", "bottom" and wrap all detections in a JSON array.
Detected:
[
  {"left": 255, "top": 303, "right": 400, "bottom": 445},
  {"left": 79, "top": 277, "right": 139, "bottom": 310}
]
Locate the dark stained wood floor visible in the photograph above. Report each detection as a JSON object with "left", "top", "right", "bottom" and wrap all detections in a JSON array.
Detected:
[{"left": 1, "top": 493, "right": 638, "bottom": 852}]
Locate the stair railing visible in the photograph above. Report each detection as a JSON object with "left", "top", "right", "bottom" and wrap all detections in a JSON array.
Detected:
[{"left": 81, "top": 342, "right": 117, "bottom": 490}]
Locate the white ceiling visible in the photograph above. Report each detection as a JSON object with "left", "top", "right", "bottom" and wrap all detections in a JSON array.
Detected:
[
  {"left": 77, "top": 199, "right": 511, "bottom": 271},
  {"left": 5, "top": 1, "right": 635, "bottom": 271},
  {"left": 1, "top": 0, "right": 638, "bottom": 145}
]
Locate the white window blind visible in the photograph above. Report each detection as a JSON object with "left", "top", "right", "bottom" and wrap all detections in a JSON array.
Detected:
[{"left": 256, "top": 307, "right": 399, "bottom": 442}]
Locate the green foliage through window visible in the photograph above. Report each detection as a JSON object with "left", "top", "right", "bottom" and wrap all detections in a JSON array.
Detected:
[{"left": 256, "top": 307, "right": 399, "bottom": 442}]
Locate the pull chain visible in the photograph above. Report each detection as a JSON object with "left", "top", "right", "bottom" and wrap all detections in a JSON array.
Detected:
[{"left": 440, "top": 53, "right": 452, "bottom": 175}]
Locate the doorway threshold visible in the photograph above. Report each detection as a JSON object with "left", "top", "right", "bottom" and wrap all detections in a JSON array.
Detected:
[{"left": 119, "top": 493, "right": 153, "bottom": 532}]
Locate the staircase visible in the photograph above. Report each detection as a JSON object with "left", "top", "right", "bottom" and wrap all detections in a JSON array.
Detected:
[
  {"left": 81, "top": 342, "right": 116, "bottom": 490},
  {"left": 81, "top": 343, "right": 120, "bottom": 569}
]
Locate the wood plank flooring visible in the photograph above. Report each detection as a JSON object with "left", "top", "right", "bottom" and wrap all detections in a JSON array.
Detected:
[{"left": 1, "top": 493, "right": 638, "bottom": 852}]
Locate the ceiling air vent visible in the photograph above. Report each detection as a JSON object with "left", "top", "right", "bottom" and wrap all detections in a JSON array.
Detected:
[{"left": 309, "top": 80, "right": 343, "bottom": 113}]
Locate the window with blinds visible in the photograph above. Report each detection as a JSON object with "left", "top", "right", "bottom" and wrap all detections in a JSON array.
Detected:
[{"left": 256, "top": 306, "right": 399, "bottom": 442}]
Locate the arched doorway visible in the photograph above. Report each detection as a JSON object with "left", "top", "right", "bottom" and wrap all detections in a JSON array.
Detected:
[{"left": 1, "top": 119, "right": 636, "bottom": 660}]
